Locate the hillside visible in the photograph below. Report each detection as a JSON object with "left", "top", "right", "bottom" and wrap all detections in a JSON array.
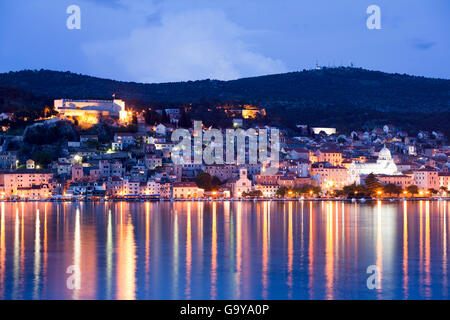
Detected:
[{"left": 0, "top": 67, "right": 449, "bottom": 135}]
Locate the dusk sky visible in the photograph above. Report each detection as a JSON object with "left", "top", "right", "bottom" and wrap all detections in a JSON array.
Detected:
[{"left": 0, "top": 0, "right": 448, "bottom": 82}]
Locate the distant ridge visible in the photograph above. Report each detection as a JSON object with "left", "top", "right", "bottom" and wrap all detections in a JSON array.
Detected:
[{"left": 0, "top": 67, "right": 449, "bottom": 135}]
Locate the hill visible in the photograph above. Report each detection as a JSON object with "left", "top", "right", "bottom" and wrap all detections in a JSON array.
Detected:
[{"left": 0, "top": 67, "right": 449, "bottom": 135}]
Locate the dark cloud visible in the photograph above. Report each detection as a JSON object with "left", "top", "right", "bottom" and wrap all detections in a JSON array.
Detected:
[{"left": 411, "top": 39, "right": 437, "bottom": 50}]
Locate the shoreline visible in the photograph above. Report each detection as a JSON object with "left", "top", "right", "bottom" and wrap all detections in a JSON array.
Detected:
[{"left": 0, "top": 197, "right": 447, "bottom": 203}]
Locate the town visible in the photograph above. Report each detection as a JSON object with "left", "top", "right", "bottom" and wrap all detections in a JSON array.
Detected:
[{"left": 0, "top": 98, "right": 448, "bottom": 201}]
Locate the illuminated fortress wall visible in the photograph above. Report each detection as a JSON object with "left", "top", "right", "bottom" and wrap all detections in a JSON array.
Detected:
[{"left": 54, "top": 99, "right": 127, "bottom": 123}]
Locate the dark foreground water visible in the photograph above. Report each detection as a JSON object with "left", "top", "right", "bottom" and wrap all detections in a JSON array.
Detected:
[{"left": 0, "top": 200, "right": 448, "bottom": 300}]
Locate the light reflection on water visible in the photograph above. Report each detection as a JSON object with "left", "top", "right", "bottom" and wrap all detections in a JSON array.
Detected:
[{"left": 0, "top": 200, "right": 448, "bottom": 300}]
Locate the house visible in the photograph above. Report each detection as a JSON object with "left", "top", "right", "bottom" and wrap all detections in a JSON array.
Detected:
[
  {"left": 113, "top": 133, "right": 135, "bottom": 150},
  {"left": 254, "top": 184, "right": 278, "bottom": 198},
  {"left": 145, "top": 154, "right": 163, "bottom": 170},
  {"left": 172, "top": 182, "right": 204, "bottom": 199},
  {"left": 26, "top": 159, "right": 35, "bottom": 169}
]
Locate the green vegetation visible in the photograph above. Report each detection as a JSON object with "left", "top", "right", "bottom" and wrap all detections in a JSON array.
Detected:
[
  {"left": 242, "top": 190, "right": 263, "bottom": 198},
  {"left": 406, "top": 185, "right": 419, "bottom": 195},
  {"left": 195, "top": 172, "right": 221, "bottom": 191},
  {"left": 1, "top": 68, "right": 448, "bottom": 135}
]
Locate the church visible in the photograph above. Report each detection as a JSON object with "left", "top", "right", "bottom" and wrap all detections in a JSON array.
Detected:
[{"left": 348, "top": 146, "right": 399, "bottom": 184}]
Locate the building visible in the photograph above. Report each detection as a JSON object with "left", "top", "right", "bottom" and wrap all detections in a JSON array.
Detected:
[
  {"left": 26, "top": 159, "right": 35, "bottom": 169},
  {"left": 254, "top": 184, "right": 278, "bottom": 197},
  {"left": 1, "top": 169, "right": 53, "bottom": 196},
  {"left": 230, "top": 168, "right": 252, "bottom": 198},
  {"left": 414, "top": 167, "right": 439, "bottom": 190},
  {"left": 172, "top": 182, "right": 204, "bottom": 199},
  {"left": 0, "top": 151, "right": 18, "bottom": 170},
  {"left": 438, "top": 172, "right": 450, "bottom": 190},
  {"left": 16, "top": 184, "right": 52, "bottom": 199},
  {"left": 123, "top": 179, "right": 140, "bottom": 196},
  {"left": 72, "top": 164, "right": 84, "bottom": 181},
  {"left": 54, "top": 99, "right": 128, "bottom": 124},
  {"left": 377, "top": 174, "right": 414, "bottom": 190},
  {"left": 140, "top": 180, "right": 161, "bottom": 196},
  {"left": 348, "top": 146, "right": 399, "bottom": 184},
  {"left": 312, "top": 127, "right": 336, "bottom": 135},
  {"left": 205, "top": 164, "right": 238, "bottom": 182},
  {"left": 316, "top": 150, "right": 343, "bottom": 166},
  {"left": 145, "top": 154, "right": 163, "bottom": 170},
  {"left": 311, "top": 162, "right": 348, "bottom": 190}
]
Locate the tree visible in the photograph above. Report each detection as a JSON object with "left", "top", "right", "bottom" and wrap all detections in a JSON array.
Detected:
[
  {"left": 144, "top": 110, "right": 162, "bottom": 125},
  {"left": 243, "top": 190, "right": 263, "bottom": 198},
  {"left": 161, "top": 110, "right": 170, "bottom": 124},
  {"left": 383, "top": 183, "right": 402, "bottom": 196},
  {"left": 195, "top": 172, "right": 220, "bottom": 191},
  {"left": 276, "top": 186, "right": 288, "bottom": 197},
  {"left": 364, "top": 173, "right": 383, "bottom": 195},
  {"left": 406, "top": 185, "right": 419, "bottom": 195},
  {"left": 178, "top": 111, "right": 192, "bottom": 128}
]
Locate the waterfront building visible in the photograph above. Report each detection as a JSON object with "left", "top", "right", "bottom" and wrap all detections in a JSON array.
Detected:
[
  {"left": 230, "top": 168, "right": 252, "bottom": 198},
  {"left": 414, "top": 167, "right": 439, "bottom": 190},
  {"left": 172, "top": 182, "right": 204, "bottom": 199},
  {"left": 438, "top": 172, "right": 450, "bottom": 190},
  {"left": 311, "top": 162, "right": 348, "bottom": 190},
  {"left": 1, "top": 169, "right": 53, "bottom": 196},
  {"left": 254, "top": 184, "right": 278, "bottom": 198},
  {"left": 377, "top": 174, "right": 414, "bottom": 190}
]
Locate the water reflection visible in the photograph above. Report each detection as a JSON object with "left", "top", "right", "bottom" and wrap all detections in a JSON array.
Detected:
[{"left": 0, "top": 201, "right": 448, "bottom": 299}]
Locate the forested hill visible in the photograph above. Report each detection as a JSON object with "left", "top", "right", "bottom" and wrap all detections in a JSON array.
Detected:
[{"left": 0, "top": 67, "right": 449, "bottom": 134}]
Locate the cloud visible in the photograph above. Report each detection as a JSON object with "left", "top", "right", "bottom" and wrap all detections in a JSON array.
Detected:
[
  {"left": 410, "top": 39, "right": 437, "bottom": 50},
  {"left": 82, "top": 9, "right": 286, "bottom": 82}
]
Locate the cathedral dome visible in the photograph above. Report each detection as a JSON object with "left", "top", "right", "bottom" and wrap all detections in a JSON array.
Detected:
[{"left": 378, "top": 146, "right": 392, "bottom": 160}]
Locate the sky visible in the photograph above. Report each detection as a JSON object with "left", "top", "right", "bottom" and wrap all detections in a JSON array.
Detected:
[{"left": 0, "top": 0, "right": 449, "bottom": 82}]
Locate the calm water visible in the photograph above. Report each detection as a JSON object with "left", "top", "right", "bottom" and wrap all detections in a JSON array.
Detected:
[{"left": 0, "top": 200, "right": 448, "bottom": 300}]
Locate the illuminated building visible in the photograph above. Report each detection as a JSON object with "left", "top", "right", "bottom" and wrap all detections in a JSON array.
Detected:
[
  {"left": 172, "top": 182, "right": 204, "bottom": 199},
  {"left": 348, "top": 146, "right": 398, "bottom": 184},
  {"left": 316, "top": 150, "right": 343, "bottom": 166},
  {"left": 377, "top": 174, "right": 414, "bottom": 189},
  {"left": 230, "top": 168, "right": 252, "bottom": 198},
  {"left": 311, "top": 162, "right": 348, "bottom": 190},
  {"left": 0, "top": 169, "right": 53, "bottom": 196},
  {"left": 414, "top": 167, "right": 439, "bottom": 190},
  {"left": 439, "top": 172, "right": 450, "bottom": 190},
  {"left": 54, "top": 99, "right": 128, "bottom": 124}
]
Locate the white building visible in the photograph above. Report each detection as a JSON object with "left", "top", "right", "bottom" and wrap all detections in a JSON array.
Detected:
[
  {"left": 231, "top": 168, "right": 252, "bottom": 198},
  {"left": 348, "top": 146, "right": 399, "bottom": 184}
]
